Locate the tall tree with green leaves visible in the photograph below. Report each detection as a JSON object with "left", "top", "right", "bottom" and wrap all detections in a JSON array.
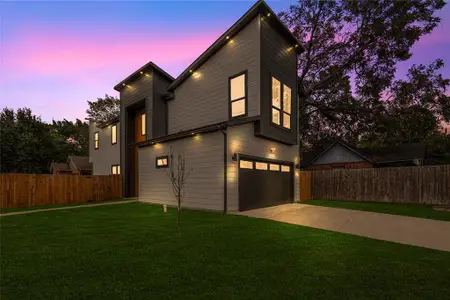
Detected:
[
  {"left": 86, "top": 94, "right": 120, "bottom": 124},
  {"left": 0, "top": 108, "right": 90, "bottom": 173}
]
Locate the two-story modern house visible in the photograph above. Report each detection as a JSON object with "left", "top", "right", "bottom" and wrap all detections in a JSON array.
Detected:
[
  {"left": 107, "top": 0, "right": 304, "bottom": 212},
  {"left": 89, "top": 117, "right": 121, "bottom": 175}
]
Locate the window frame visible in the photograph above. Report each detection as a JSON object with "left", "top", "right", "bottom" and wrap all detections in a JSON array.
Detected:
[
  {"left": 111, "top": 124, "right": 117, "bottom": 145},
  {"left": 94, "top": 132, "right": 99, "bottom": 150},
  {"left": 228, "top": 70, "right": 248, "bottom": 119},
  {"left": 270, "top": 75, "right": 292, "bottom": 131},
  {"left": 155, "top": 155, "right": 169, "bottom": 169},
  {"left": 111, "top": 164, "right": 120, "bottom": 175}
]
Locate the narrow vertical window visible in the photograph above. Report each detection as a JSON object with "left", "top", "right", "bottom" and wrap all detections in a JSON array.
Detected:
[
  {"left": 111, "top": 124, "right": 117, "bottom": 144},
  {"left": 141, "top": 113, "right": 146, "bottom": 136},
  {"left": 271, "top": 77, "right": 281, "bottom": 125},
  {"left": 111, "top": 165, "right": 120, "bottom": 174},
  {"left": 283, "top": 85, "right": 291, "bottom": 129},
  {"left": 94, "top": 132, "right": 99, "bottom": 149},
  {"left": 229, "top": 72, "right": 247, "bottom": 118}
]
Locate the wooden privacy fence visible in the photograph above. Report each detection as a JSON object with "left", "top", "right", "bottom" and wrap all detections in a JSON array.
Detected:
[
  {"left": 304, "top": 165, "right": 449, "bottom": 205},
  {"left": 0, "top": 174, "right": 122, "bottom": 209}
]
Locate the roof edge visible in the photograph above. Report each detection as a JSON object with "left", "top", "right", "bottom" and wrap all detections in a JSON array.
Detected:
[
  {"left": 114, "top": 61, "right": 175, "bottom": 91},
  {"left": 167, "top": 0, "right": 304, "bottom": 92}
]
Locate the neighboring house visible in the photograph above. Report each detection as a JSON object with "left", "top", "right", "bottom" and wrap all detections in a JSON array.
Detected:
[
  {"left": 106, "top": 0, "right": 305, "bottom": 212},
  {"left": 50, "top": 156, "right": 93, "bottom": 175},
  {"left": 89, "top": 117, "right": 121, "bottom": 175},
  {"left": 301, "top": 140, "right": 427, "bottom": 170}
]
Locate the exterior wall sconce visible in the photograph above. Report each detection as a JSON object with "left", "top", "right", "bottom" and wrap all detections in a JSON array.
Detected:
[{"left": 270, "top": 147, "right": 276, "bottom": 153}]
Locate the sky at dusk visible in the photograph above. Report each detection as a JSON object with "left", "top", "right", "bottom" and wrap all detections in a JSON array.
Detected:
[{"left": 1, "top": 0, "right": 449, "bottom": 122}]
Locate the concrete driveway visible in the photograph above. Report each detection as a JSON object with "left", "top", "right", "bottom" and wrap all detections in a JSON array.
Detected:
[{"left": 236, "top": 204, "right": 450, "bottom": 252}]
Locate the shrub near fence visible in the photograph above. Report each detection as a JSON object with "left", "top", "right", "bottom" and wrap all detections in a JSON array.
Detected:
[
  {"left": 0, "top": 174, "right": 122, "bottom": 209},
  {"left": 309, "top": 165, "right": 450, "bottom": 205}
]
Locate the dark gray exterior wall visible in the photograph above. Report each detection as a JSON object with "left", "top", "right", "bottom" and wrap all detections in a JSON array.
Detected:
[
  {"left": 257, "top": 17, "right": 298, "bottom": 145},
  {"left": 314, "top": 143, "right": 366, "bottom": 165},
  {"left": 120, "top": 69, "right": 153, "bottom": 197},
  {"left": 167, "top": 16, "right": 261, "bottom": 134},
  {"left": 152, "top": 73, "right": 171, "bottom": 138},
  {"left": 89, "top": 121, "right": 120, "bottom": 175}
]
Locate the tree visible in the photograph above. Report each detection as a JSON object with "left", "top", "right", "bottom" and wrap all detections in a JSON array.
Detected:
[
  {"left": 165, "top": 147, "right": 192, "bottom": 237},
  {"left": 86, "top": 94, "right": 120, "bottom": 124},
  {"left": 0, "top": 108, "right": 90, "bottom": 173},
  {"left": 279, "top": 0, "right": 448, "bottom": 146}
]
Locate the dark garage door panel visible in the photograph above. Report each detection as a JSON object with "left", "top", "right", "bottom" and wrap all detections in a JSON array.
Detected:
[{"left": 239, "top": 168, "right": 292, "bottom": 211}]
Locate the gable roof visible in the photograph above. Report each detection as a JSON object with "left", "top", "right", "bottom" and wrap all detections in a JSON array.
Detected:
[
  {"left": 50, "top": 162, "right": 72, "bottom": 173},
  {"left": 68, "top": 156, "right": 93, "bottom": 171},
  {"left": 301, "top": 140, "right": 426, "bottom": 167},
  {"left": 114, "top": 61, "right": 175, "bottom": 92},
  {"left": 167, "top": 0, "right": 304, "bottom": 92}
]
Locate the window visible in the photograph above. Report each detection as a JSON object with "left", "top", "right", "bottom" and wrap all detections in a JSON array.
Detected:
[
  {"left": 111, "top": 165, "right": 120, "bottom": 175},
  {"left": 156, "top": 156, "right": 169, "bottom": 168},
  {"left": 111, "top": 125, "right": 117, "bottom": 145},
  {"left": 269, "top": 163, "right": 280, "bottom": 171},
  {"left": 141, "top": 113, "right": 146, "bottom": 136},
  {"left": 239, "top": 160, "right": 253, "bottom": 169},
  {"left": 229, "top": 72, "right": 247, "bottom": 118},
  {"left": 283, "top": 85, "right": 291, "bottom": 129},
  {"left": 255, "top": 162, "right": 268, "bottom": 170},
  {"left": 94, "top": 132, "right": 99, "bottom": 149},
  {"left": 281, "top": 165, "right": 290, "bottom": 173},
  {"left": 271, "top": 77, "right": 291, "bottom": 129}
]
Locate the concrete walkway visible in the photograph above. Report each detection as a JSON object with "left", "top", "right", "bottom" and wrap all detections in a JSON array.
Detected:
[
  {"left": 0, "top": 200, "right": 137, "bottom": 217},
  {"left": 237, "top": 204, "right": 450, "bottom": 252}
]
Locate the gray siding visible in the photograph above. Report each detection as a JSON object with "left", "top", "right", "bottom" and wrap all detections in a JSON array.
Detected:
[
  {"left": 89, "top": 121, "right": 120, "bottom": 175},
  {"left": 227, "top": 123, "right": 300, "bottom": 211},
  {"left": 168, "top": 16, "right": 261, "bottom": 134},
  {"left": 139, "top": 131, "right": 224, "bottom": 210},
  {"left": 315, "top": 143, "right": 365, "bottom": 164}
]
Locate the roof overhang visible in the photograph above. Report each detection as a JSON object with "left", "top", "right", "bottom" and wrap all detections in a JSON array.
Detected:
[
  {"left": 167, "top": 0, "right": 305, "bottom": 92},
  {"left": 114, "top": 61, "right": 175, "bottom": 92}
]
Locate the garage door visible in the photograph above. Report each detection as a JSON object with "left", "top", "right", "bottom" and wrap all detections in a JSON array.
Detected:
[{"left": 239, "top": 158, "right": 293, "bottom": 211}]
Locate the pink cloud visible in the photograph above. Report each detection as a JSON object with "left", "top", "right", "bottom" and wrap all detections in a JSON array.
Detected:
[{"left": 2, "top": 26, "right": 222, "bottom": 82}]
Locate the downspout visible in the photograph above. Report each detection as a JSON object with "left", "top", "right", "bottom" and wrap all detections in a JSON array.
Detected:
[{"left": 220, "top": 128, "right": 228, "bottom": 214}]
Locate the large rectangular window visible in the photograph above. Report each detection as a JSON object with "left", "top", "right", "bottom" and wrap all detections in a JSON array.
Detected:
[
  {"left": 271, "top": 77, "right": 291, "bottom": 129},
  {"left": 111, "top": 124, "right": 117, "bottom": 145},
  {"left": 94, "top": 132, "right": 99, "bottom": 149},
  {"left": 111, "top": 165, "right": 120, "bottom": 175},
  {"left": 141, "top": 113, "right": 146, "bottom": 136},
  {"left": 229, "top": 71, "right": 247, "bottom": 118}
]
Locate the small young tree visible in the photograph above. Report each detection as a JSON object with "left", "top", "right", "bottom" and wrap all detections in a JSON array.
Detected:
[{"left": 165, "top": 147, "right": 192, "bottom": 237}]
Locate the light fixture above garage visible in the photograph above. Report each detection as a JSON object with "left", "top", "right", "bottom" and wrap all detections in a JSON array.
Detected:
[{"left": 270, "top": 147, "right": 276, "bottom": 153}]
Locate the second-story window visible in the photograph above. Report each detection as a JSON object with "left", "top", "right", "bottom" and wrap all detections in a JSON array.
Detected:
[
  {"left": 94, "top": 132, "right": 99, "bottom": 149},
  {"left": 141, "top": 113, "right": 146, "bottom": 136},
  {"left": 271, "top": 77, "right": 291, "bottom": 129},
  {"left": 111, "top": 124, "right": 117, "bottom": 145},
  {"left": 229, "top": 71, "right": 247, "bottom": 118}
]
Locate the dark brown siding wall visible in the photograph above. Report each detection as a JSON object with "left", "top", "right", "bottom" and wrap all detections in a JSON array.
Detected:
[{"left": 258, "top": 17, "right": 298, "bottom": 145}]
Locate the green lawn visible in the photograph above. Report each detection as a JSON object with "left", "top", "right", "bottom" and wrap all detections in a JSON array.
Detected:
[
  {"left": 304, "top": 200, "right": 450, "bottom": 221},
  {"left": 0, "top": 198, "right": 133, "bottom": 214},
  {"left": 1, "top": 202, "right": 449, "bottom": 300}
]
